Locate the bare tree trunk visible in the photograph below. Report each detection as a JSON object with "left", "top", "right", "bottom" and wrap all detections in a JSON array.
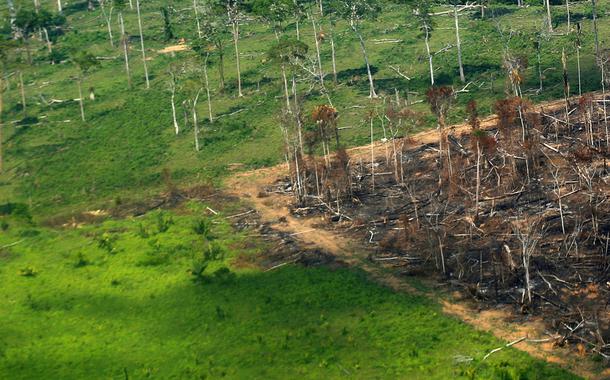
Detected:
[
  {"left": 453, "top": 6, "right": 465, "bottom": 83},
  {"left": 576, "top": 45, "right": 582, "bottom": 95},
  {"left": 475, "top": 140, "right": 481, "bottom": 217},
  {"left": 171, "top": 92, "right": 179, "bottom": 134},
  {"left": 57, "top": 0, "right": 62, "bottom": 13},
  {"left": 329, "top": 23, "right": 338, "bottom": 84},
  {"left": 203, "top": 56, "right": 213, "bottom": 123},
  {"left": 231, "top": 21, "right": 243, "bottom": 97},
  {"left": 100, "top": 2, "right": 115, "bottom": 47},
  {"left": 295, "top": 19, "right": 300, "bottom": 40},
  {"left": 591, "top": 0, "right": 599, "bottom": 58},
  {"left": 311, "top": 15, "right": 324, "bottom": 88},
  {"left": 119, "top": 13, "right": 132, "bottom": 89},
  {"left": 77, "top": 76, "right": 86, "bottom": 122},
  {"left": 217, "top": 46, "right": 225, "bottom": 92},
  {"left": 136, "top": 0, "right": 150, "bottom": 89},
  {"left": 192, "top": 91, "right": 201, "bottom": 152},
  {"left": 565, "top": 0, "right": 570, "bottom": 31},
  {"left": 43, "top": 27, "right": 53, "bottom": 56},
  {"left": 424, "top": 25, "right": 434, "bottom": 85},
  {"left": 351, "top": 21, "right": 377, "bottom": 98},
  {"left": 536, "top": 41, "right": 543, "bottom": 93},
  {"left": 281, "top": 65, "right": 290, "bottom": 109},
  {"left": 545, "top": 0, "right": 553, "bottom": 33},
  {"left": 193, "top": 0, "right": 202, "bottom": 38},
  {"left": 19, "top": 71, "right": 26, "bottom": 112}
]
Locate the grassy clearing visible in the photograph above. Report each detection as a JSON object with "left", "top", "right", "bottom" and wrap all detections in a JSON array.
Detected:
[
  {"left": 0, "top": 1, "right": 609, "bottom": 215},
  {"left": 0, "top": 202, "right": 580, "bottom": 379}
]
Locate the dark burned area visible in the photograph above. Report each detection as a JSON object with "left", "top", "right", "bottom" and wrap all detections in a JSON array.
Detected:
[{"left": 272, "top": 94, "right": 610, "bottom": 361}]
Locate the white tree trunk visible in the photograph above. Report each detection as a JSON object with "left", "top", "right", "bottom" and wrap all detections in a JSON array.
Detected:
[
  {"left": 136, "top": 0, "right": 150, "bottom": 89},
  {"left": 77, "top": 77, "right": 86, "bottom": 122},
  {"left": 311, "top": 16, "right": 324, "bottom": 88},
  {"left": 351, "top": 21, "right": 377, "bottom": 98},
  {"left": 329, "top": 29, "right": 337, "bottom": 83},
  {"left": 281, "top": 65, "right": 290, "bottom": 109},
  {"left": 43, "top": 27, "right": 53, "bottom": 56},
  {"left": 119, "top": 13, "right": 132, "bottom": 89},
  {"left": 171, "top": 92, "right": 179, "bottom": 134},
  {"left": 203, "top": 58, "right": 213, "bottom": 123},
  {"left": 475, "top": 140, "right": 481, "bottom": 217},
  {"left": 576, "top": 46, "right": 581, "bottom": 95},
  {"left": 57, "top": 0, "right": 62, "bottom": 13},
  {"left": 545, "top": 0, "right": 553, "bottom": 33},
  {"left": 424, "top": 25, "right": 434, "bottom": 85},
  {"left": 101, "top": 3, "right": 114, "bottom": 47},
  {"left": 193, "top": 0, "right": 202, "bottom": 38},
  {"left": 231, "top": 21, "right": 243, "bottom": 97},
  {"left": 192, "top": 93, "right": 201, "bottom": 152},
  {"left": 453, "top": 6, "right": 465, "bottom": 83},
  {"left": 565, "top": 0, "right": 570, "bottom": 31}
]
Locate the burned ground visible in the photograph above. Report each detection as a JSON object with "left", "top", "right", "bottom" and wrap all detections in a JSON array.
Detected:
[{"left": 277, "top": 92, "right": 610, "bottom": 362}]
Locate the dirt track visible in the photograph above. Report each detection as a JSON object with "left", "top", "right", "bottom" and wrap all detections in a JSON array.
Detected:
[{"left": 225, "top": 94, "right": 609, "bottom": 379}]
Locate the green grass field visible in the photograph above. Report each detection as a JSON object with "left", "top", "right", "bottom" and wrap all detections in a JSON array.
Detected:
[{"left": 0, "top": 204, "right": 580, "bottom": 379}]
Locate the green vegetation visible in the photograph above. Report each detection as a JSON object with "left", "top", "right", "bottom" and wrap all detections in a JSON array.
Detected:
[
  {"left": 0, "top": 0, "right": 605, "bottom": 377},
  {"left": 0, "top": 0, "right": 608, "bottom": 215},
  {"left": 0, "top": 204, "right": 579, "bottom": 379}
]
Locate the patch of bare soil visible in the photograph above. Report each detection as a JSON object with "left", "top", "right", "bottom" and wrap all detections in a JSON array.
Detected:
[
  {"left": 158, "top": 43, "right": 189, "bottom": 54},
  {"left": 225, "top": 93, "right": 609, "bottom": 379}
]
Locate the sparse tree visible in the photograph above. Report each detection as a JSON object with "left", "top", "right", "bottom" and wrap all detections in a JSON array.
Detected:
[
  {"left": 201, "top": 3, "right": 230, "bottom": 92},
  {"left": 512, "top": 216, "right": 545, "bottom": 305},
  {"left": 225, "top": 0, "right": 247, "bottom": 97},
  {"left": 135, "top": 0, "right": 150, "bottom": 89},
  {"left": 267, "top": 37, "right": 309, "bottom": 110},
  {"left": 334, "top": 0, "right": 380, "bottom": 98},
  {"left": 451, "top": 0, "right": 465, "bottom": 83},
  {"left": 413, "top": 0, "right": 435, "bottom": 85},
  {"left": 192, "top": 41, "right": 218, "bottom": 122},
  {"left": 114, "top": 0, "right": 132, "bottom": 89},
  {"left": 167, "top": 64, "right": 182, "bottom": 135},
  {"left": 100, "top": 0, "right": 115, "bottom": 47},
  {"left": 14, "top": 9, "right": 38, "bottom": 64},
  {"left": 72, "top": 52, "right": 100, "bottom": 122}
]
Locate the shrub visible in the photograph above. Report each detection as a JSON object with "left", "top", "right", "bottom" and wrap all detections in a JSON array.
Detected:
[
  {"left": 73, "top": 252, "right": 90, "bottom": 268},
  {"left": 156, "top": 212, "right": 173, "bottom": 233},
  {"left": 19, "top": 266, "right": 38, "bottom": 277},
  {"left": 192, "top": 218, "right": 214, "bottom": 240}
]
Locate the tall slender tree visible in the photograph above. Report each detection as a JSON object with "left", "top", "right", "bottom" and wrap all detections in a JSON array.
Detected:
[
  {"left": 334, "top": 0, "right": 380, "bottom": 98},
  {"left": 200, "top": 5, "right": 230, "bottom": 92},
  {"left": 135, "top": 0, "right": 150, "bottom": 89},
  {"left": 413, "top": 0, "right": 435, "bottom": 85},
  {"left": 225, "top": 0, "right": 247, "bottom": 97},
  {"left": 100, "top": 0, "right": 115, "bottom": 47},
  {"left": 114, "top": 0, "right": 132, "bottom": 89}
]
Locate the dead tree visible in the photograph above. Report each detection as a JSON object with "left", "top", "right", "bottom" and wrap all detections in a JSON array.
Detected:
[{"left": 511, "top": 216, "right": 545, "bottom": 305}]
